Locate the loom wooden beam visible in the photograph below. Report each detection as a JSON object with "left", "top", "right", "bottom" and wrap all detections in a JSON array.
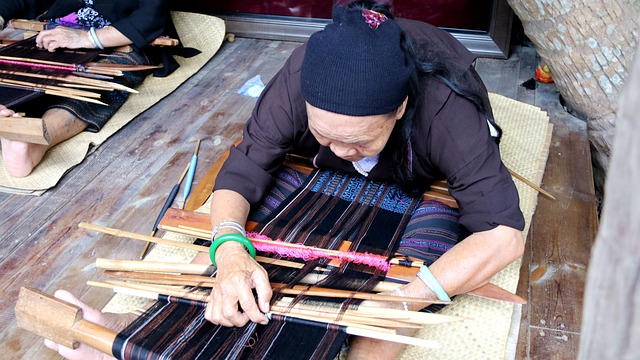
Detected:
[
  {"left": 8, "top": 19, "right": 47, "bottom": 31},
  {"left": 0, "top": 117, "right": 49, "bottom": 144},
  {"left": 183, "top": 139, "right": 458, "bottom": 211},
  {"left": 14, "top": 287, "right": 116, "bottom": 356}
]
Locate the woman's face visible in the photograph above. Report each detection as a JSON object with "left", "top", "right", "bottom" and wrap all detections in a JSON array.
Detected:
[{"left": 306, "top": 98, "right": 407, "bottom": 162}]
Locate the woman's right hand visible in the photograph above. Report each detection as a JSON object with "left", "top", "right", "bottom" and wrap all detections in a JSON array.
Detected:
[{"left": 205, "top": 241, "right": 272, "bottom": 327}]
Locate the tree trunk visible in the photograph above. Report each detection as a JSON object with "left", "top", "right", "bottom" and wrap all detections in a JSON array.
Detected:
[
  {"left": 506, "top": 0, "right": 639, "bottom": 189},
  {"left": 578, "top": 37, "right": 640, "bottom": 359}
]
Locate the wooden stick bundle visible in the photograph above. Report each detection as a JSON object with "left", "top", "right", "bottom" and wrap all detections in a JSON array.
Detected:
[
  {"left": 82, "top": 221, "right": 527, "bottom": 304},
  {"left": 96, "top": 258, "right": 399, "bottom": 293},
  {"left": 0, "top": 55, "right": 124, "bottom": 76},
  {"left": 89, "top": 281, "right": 450, "bottom": 344},
  {"left": 0, "top": 69, "right": 138, "bottom": 93},
  {"left": 0, "top": 79, "right": 107, "bottom": 105}
]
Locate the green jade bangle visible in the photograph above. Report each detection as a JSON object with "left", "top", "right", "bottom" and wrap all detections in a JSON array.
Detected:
[
  {"left": 417, "top": 265, "right": 452, "bottom": 302},
  {"left": 209, "top": 233, "right": 256, "bottom": 267}
]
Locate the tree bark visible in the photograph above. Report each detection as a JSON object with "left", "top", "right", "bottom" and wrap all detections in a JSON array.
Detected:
[
  {"left": 578, "top": 31, "right": 640, "bottom": 359},
  {"left": 506, "top": 0, "right": 639, "bottom": 188}
]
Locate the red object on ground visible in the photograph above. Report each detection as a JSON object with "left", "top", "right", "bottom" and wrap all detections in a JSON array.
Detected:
[{"left": 535, "top": 65, "right": 554, "bottom": 83}]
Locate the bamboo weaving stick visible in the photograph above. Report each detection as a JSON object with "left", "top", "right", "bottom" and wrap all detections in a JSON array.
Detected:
[
  {"left": 0, "top": 69, "right": 137, "bottom": 92},
  {"left": 0, "top": 56, "right": 123, "bottom": 76},
  {"left": 0, "top": 78, "right": 101, "bottom": 98},
  {"left": 95, "top": 258, "right": 398, "bottom": 292},
  {"left": 508, "top": 168, "right": 556, "bottom": 200},
  {"left": 0, "top": 80, "right": 107, "bottom": 105},
  {"left": 101, "top": 271, "right": 441, "bottom": 304}
]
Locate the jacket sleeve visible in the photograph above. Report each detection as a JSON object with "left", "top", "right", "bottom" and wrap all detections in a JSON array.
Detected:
[
  {"left": 103, "top": 0, "right": 169, "bottom": 48},
  {"left": 426, "top": 88, "right": 525, "bottom": 233}
]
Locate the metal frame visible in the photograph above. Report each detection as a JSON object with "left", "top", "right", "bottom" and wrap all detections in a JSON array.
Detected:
[{"left": 217, "top": 0, "right": 513, "bottom": 58}]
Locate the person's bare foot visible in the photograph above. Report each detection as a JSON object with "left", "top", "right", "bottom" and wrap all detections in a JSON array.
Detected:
[
  {"left": 1, "top": 107, "right": 87, "bottom": 177},
  {"left": 43, "top": 290, "right": 137, "bottom": 360},
  {"left": 0, "top": 137, "right": 48, "bottom": 177},
  {"left": 0, "top": 106, "right": 46, "bottom": 177}
]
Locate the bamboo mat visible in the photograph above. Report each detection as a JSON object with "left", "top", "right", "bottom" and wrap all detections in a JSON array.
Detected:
[
  {"left": 103, "top": 93, "right": 553, "bottom": 359},
  {"left": 0, "top": 12, "right": 226, "bottom": 195}
]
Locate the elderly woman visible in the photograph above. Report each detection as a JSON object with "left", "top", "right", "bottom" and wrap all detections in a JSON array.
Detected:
[
  {"left": 205, "top": 1, "right": 524, "bottom": 358},
  {"left": 0, "top": 0, "right": 176, "bottom": 177}
]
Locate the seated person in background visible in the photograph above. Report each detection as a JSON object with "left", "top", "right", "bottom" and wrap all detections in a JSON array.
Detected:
[
  {"left": 0, "top": 0, "right": 176, "bottom": 178},
  {"left": 44, "top": 1, "right": 525, "bottom": 359}
]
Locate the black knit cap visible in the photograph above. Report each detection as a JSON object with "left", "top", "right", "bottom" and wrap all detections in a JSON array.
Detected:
[{"left": 301, "top": 4, "right": 412, "bottom": 116}]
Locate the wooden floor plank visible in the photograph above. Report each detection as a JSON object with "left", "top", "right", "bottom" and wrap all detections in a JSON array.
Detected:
[
  {"left": 522, "top": 78, "right": 597, "bottom": 359},
  {"left": 515, "top": 45, "right": 538, "bottom": 106},
  {"left": 476, "top": 48, "right": 522, "bottom": 100}
]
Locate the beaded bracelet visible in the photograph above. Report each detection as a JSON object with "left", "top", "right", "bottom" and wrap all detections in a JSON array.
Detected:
[
  {"left": 211, "top": 220, "right": 246, "bottom": 239},
  {"left": 416, "top": 265, "right": 451, "bottom": 302},
  {"left": 209, "top": 233, "right": 256, "bottom": 267}
]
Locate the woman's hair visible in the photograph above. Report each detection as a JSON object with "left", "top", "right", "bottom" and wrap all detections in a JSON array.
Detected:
[{"left": 347, "top": 0, "right": 498, "bottom": 197}]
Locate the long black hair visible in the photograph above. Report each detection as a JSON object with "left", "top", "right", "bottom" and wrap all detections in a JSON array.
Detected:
[{"left": 347, "top": 0, "right": 499, "bottom": 196}]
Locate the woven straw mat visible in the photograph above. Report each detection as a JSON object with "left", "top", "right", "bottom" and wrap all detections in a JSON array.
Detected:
[{"left": 0, "top": 12, "right": 225, "bottom": 194}]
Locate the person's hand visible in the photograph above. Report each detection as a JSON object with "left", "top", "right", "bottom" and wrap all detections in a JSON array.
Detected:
[
  {"left": 36, "top": 26, "right": 93, "bottom": 52},
  {"left": 205, "top": 242, "right": 272, "bottom": 327},
  {"left": 43, "top": 290, "right": 135, "bottom": 360},
  {"left": 0, "top": 105, "right": 20, "bottom": 117}
]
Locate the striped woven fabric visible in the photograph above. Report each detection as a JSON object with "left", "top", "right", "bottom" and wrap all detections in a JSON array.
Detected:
[
  {"left": 396, "top": 200, "right": 467, "bottom": 266},
  {"left": 113, "top": 169, "right": 421, "bottom": 360}
]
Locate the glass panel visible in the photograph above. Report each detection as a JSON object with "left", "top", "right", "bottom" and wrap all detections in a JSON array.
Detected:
[{"left": 177, "top": 0, "right": 494, "bottom": 32}]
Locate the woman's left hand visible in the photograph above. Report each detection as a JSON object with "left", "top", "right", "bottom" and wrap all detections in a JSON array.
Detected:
[{"left": 36, "top": 27, "right": 93, "bottom": 52}]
